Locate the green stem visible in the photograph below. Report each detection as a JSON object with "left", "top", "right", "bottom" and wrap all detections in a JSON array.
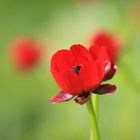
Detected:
[
  {"left": 92, "top": 94, "right": 99, "bottom": 118},
  {"left": 86, "top": 98, "right": 100, "bottom": 140}
]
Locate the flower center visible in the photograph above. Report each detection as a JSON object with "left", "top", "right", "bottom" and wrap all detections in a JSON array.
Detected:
[{"left": 72, "top": 66, "right": 81, "bottom": 75}]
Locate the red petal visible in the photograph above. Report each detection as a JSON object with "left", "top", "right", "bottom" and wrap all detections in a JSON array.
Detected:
[
  {"left": 104, "top": 64, "right": 117, "bottom": 81},
  {"left": 51, "top": 50, "right": 72, "bottom": 74},
  {"left": 96, "top": 48, "right": 111, "bottom": 80},
  {"left": 93, "top": 84, "right": 116, "bottom": 94},
  {"left": 74, "top": 93, "right": 91, "bottom": 105},
  {"left": 52, "top": 70, "right": 83, "bottom": 95},
  {"left": 50, "top": 91, "right": 74, "bottom": 104},
  {"left": 89, "top": 45, "right": 101, "bottom": 60},
  {"left": 79, "top": 60, "right": 100, "bottom": 92},
  {"left": 70, "top": 44, "right": 92, "bottom": 66}
]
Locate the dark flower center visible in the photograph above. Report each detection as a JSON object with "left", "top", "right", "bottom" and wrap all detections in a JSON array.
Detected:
[{"left": 72, "top": 66, "right": 81, "bottom": 75}]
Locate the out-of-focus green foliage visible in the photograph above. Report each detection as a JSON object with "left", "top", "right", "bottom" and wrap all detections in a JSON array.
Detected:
[{"left": 0, "top": 0, "right": 140, "bottom": 140}]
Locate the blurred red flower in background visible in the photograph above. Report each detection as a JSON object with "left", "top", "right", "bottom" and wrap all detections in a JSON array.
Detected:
[
  {"left": 50, "top": 44, "right": 116, "bottom": 105},
  {"left": 9, "top": 37, "right": 43, "bottom": 70},
  {"left": 91, "top": 31, "right": 122, "bottom": 81},
  {"left": 92, "top": 31, "right": 121, "bottom": 62}
]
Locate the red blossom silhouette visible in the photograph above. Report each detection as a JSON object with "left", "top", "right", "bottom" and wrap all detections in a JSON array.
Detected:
[
  {"left": 91, "top": 31, "right": 122, "bottom": 81},
  {"left": 9, "top": 37, "right": 43, "bottom": 70},
  {"left": 50, "top": 44, "right": 116, "bottom": 105},
  {"left": 92, "top": 31, "right": 121, "bottom": 62}
]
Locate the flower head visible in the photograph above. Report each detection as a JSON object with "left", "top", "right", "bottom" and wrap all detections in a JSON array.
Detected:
[
  {"left": 50, "top": 44, "right": 116, "bottom": 105},
  {"left": 9, "top": 37, "right": 43, "bottom": 70},
  {"left": 92, "top": 31, "right": 121, "bottom": 62},
  {"left": 91, "top": 31, "right": 122, "bottom": 81}
]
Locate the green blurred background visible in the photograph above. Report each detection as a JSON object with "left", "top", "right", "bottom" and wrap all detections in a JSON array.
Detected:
[{"left": 0, "top": 0, "right": 140, "bottom": 140}]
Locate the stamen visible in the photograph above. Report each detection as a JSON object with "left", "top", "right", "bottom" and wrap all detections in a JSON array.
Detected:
[{"left": 72, "top": 66, "right": 81, "bottom": 75}]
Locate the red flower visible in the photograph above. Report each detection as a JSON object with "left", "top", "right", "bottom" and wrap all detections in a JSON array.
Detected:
[
  {"left": 50, "top": 44, "right": 116, "bottom": 105},
  {"left": 9, "top": 37, "right": 43, "bottom": 70},
  {"left": 91, "top": 31, "right": 121, "bottom": 81},
  {"left": 92, "top": 31, "right": 121, "bottom": 62}
]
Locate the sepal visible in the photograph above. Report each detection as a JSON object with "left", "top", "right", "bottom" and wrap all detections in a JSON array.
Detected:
[
  {"left": 74, "top": 93, "right": 91, "bottom": 105},
  {"left": 93, "top": 84, "right": 116, "bottom": 94},
  {"left": 50, "top": 91, "right": 74, "bottom": 104}
]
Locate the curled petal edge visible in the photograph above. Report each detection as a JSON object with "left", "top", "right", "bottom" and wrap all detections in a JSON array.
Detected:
[
  {"left": 93, "top": 84, "right": 117, "bottom": 95},
  {"left": 50, "top": 91, "right": 74, "bottom": 104},
  {"left": 104, "top": 64, "right": 117, "bottom": 81}
]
